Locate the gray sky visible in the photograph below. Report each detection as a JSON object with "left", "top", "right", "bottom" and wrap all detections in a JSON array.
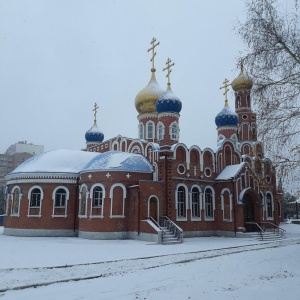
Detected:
[{"left": 0, "top": 0, "right": 246, "bottom": 154}]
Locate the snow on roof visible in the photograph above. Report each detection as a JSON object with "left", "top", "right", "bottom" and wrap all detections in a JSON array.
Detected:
[
  {"left": 10, "top": 149, "right": 99, "bottom": 174},
  {"left": 82, "top": 151, "right": 153, "bottom": 173},
  {"left": 216, "top": 163, "right": 244, "bottom": 180}
]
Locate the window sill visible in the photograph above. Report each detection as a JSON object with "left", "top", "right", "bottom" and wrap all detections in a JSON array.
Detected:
[
  {"left": 27, "top": 215, "right": 42, "bottom": 218},
  {"left": 204, "top": 218, "right": 215, "bottom": 221},
  {"left": 191, "top": 217, "right": 201, "bottom": 221},
  {"left": 110, "top": 215, "right": 125, "bottom": 218},
  {"left": 90, "top": 216, "right": 104, "bottom": 219},
  {"left": 52, "top": 215, "right": 68, "bottom": 218},
  {"left": 78, "top": 215, "right": 87, "bottom": 219}
]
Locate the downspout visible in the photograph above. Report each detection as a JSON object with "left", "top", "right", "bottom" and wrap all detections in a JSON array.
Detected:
[
  {"left": 137, "top": 187, "right": 141, "bottom": 235},
  {"left": 74, "top": 177, "right": 80, "bottom": 234},
  {"left": 232, "top": 179, "right": 237, "bottom": 237},
  {"left": 165, "top": 154, "right": 169, "bottom": 220}
]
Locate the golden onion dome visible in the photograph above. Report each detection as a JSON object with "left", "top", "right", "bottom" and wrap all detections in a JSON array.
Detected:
[
  {"left": 135, "top": 70, "right": 165, "bottom": 114},
  {"left": 231, "top": 63, "right": 253, "bottom": 92}
]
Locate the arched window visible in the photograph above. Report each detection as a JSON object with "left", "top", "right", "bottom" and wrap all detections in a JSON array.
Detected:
[
  {"left": 110, "top": 183, "right": 126, "bottom": 218},
  {"left": 28, "top": 186, "right": 43, "bottom": 217},
  {"left": 90, "top": 185, "right": 104, "bottom": 218},
  {"left": 52, "top": 187, "right": 69, "bottom": 217},
  {"left": 191, "top": 187, "right": 200, "bottom": 219},
  {"left": 176, "top": 185, "right": 187, "bottom": 220},
  {"left": 205, "top": 188, "right": 214, "bottom": 219},
  {"left": 139, "top": 123, "right": 144, "bottom": 139},
  {"left": 79, "top": 186, "right": 87, "bottom": 217},
  {"left": 11, "top": 187, "right": 21, "bottom": 216},
  {"left": 170, "top": 122, "right": 179, "bottom": 140},
  {"left": 146, "top": 121, "right": 154, "bottom": 139},
  {"left": 266, "top": 192, "right": 273, "bottom": 219},
  {"left": 157, "top": 123, "right": 164, "bottom": 141},
  {"left": 55, "top": 189, "right": 66, "bottom": 207},
  {"left": 30, "top": 188, "right": 41, "bottom": 207}
]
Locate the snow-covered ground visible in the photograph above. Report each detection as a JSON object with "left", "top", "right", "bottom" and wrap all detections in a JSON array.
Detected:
[{"left": 1, "top": 223, "right": 300, "bottom": 299}]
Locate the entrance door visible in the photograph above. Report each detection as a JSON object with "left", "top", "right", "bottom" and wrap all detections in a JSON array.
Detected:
[
  {"left": 243, "top": 194, "right": 255, "bottom": 231},
  {"left": 149, "top": 197, "right": 158, "bottom": 222}
]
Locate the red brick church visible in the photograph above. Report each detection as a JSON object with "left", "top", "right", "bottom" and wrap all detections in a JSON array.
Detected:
[{"left": 3, "top": 39, "right": 284, "bottom": 243}]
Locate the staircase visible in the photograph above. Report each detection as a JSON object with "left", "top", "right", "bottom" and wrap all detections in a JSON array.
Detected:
[
  {"left": 245, "top": 222, "right": 286, "bottom": 241},
  {"left": 147, "top": 216, "right": 183, "bottom": 244}
]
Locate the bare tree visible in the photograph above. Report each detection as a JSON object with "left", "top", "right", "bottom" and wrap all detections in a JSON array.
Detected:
[{"left": 236, "top": 0, "right": 300, "bottom": 194}]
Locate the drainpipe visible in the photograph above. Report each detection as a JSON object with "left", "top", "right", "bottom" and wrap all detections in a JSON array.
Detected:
[
  {"left": 137, "top": 188, "right": 141, "bottom": 235},
  {"left": 232, "top": 179, "right": 237, "bottom": 237},
  {"left": 74, "top": 177, "right": 80, "bottom": 234}
]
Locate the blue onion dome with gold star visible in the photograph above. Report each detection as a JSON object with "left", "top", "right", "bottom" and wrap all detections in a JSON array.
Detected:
[
  {"left": 85, "top": 103, "right": 104, "bottom": 144},
  {"left": 231, "top": 61, "right": 253, "bottom": 92},
  {"left": 135, "top": 38, "right": 165, "bottom": 115},
  {"left": 215, "top": 100, "right": 238, "bottom": 127},
  {"left": 156, "top": 85, "right": 182, "bottom": 113}
]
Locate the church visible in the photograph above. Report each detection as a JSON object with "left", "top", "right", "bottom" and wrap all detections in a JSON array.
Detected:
[{"left": 3, "top": 38, "right": 284, "bottom": 243}]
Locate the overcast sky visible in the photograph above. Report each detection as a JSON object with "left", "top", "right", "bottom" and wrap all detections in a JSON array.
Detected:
[{"left": 0, "top": 0, "right": 247, "bottom": 154}]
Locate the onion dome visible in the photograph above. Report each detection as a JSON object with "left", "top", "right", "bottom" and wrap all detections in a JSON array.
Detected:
[
  {"left": 85, "top": 102, "right": 104, "bottom": 144},
  {"left": 85, "top": 123, "right": 104, "bottom": 144},
  {"left": 135, "top": 70, "right": 165, "bottom": 114},
  {"left": 215, "top": 100, "right": 238, "bottom": 127},
  {"left": 156, "top": 86, "right": 182, "bottom": 113},
  {"left": 231, "top": 62, "right": 253, "bottom": 91}
]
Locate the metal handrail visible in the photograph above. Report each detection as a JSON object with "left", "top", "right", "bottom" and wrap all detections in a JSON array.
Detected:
[
  {"left": 147, "top": 217, "right": 167, "bottom": 234},
  {"left": 160, "top": 216, "right": 183, "bottom": 242},
  {"left": 258, "top": 222, "right": 286, "bottom": 237}
]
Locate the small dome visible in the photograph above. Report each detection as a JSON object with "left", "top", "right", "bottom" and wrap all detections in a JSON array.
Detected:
[
  {"left": 85, "top": 124, "right": 104, "bottom": 144},
  {"left": 135, "top": 71, "right": 165, "bottom": 114},
  {"left": 156, "top": 88, "right": 182, "bottom": 113},
  {"left": 215, "top": 101, "right": 238, "bottom": 127},
  {"left": 231, "top": 70, "right": 253, "bottom": 91}
]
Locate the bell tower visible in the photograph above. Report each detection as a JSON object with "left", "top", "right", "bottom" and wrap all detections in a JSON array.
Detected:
[{"left": 231, "top": 61, "right": 257, "bottom": 155}]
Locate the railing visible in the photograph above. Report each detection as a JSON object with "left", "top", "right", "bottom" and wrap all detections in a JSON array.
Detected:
[
  {"left": 147, "top": 217, "right": 167, "bottom": 235},
  {"left": 245, "top": 222, "right": 265, "bottom": 240},
  {"left": 245, "top": 221, "right": 286, "bottom": 240},
  {"left": 160, "top": 216, "right": 183, "bottom": 242},
  {"left": 258, "top": 222, "right": 286, "bottom": 238}
]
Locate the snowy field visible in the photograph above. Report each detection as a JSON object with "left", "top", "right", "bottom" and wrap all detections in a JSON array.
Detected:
[{"left": 1, "top": 223, "right": 300, "bottom": 300}]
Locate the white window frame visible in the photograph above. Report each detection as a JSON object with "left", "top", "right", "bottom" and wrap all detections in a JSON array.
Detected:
[
  {"left": 220, "top": 188, "right": 232, "bottom": 222},
  {"left": 138, "top": 122, "right": 144, "bottom": 140},
  {"left": 109, "top": 183, "right": 126, "bottom": 218},
  {"left": 170, "top": 122, "right": 179, "bottom": 140},
  {"left": 52, "top": 186, "right": 69, "bottom": 218},
  {"left": 204, "top": 186, "right": 215, "bottom": 221},
  {"left": 175, "top": 184, "right": 188, "bottom": 221},
  {"left": 27, "top": 185, "right": 43, "bottom": 218},
  {"left": 90, "top": 183, "right": 105, "bottom": 218},
  {"left": 190, "top": 185, "right": 201, "bottom": 221},
  {"left": 146, "top": 120, "right": 155, "bottom": 140},
  {"left": 157, "top": 122, "right": 165, "bottom": 141},
  {"left": 79, "top": 185, "right": 89, "bottom": 218},
  {"left": 11, "top": 186, "right": 22, "bottom": 217}
]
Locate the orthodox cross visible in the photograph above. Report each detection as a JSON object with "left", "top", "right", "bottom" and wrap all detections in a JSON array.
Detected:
[
  {"left": 147, "top": 37, "right": 160, "bottom": 71},
  {"left": 240, "top": 58, "right": 244, "bottom": 73},
  {"left": 220, "top": 78, "right": 230, "bottom": 102},
  {"left": 93, "top": 102, "right": 99, "bottom": 125},
  {"left": 163, "top": 58, "right": 175, "bottom": 89}
]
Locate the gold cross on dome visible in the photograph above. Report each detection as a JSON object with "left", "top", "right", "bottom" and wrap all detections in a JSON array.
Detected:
[
  {"left": 93, "top": 102, "right": 99, "bottom": 125},
  {"left": 163, "top": 58, "right": 175, "bottom": 89},
  {"left": 147, "top": 37, "right": 160, "bottom": 71},
  {"left": 220, "top": 78, "right": 230, "bottom": 102}
]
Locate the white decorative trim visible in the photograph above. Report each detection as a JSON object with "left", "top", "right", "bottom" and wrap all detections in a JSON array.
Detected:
[
  {"left": 137, "top": 113, "right": 157, "bottom": 121},
  {"left": 110, "top": 183, "right": 126, "bottom": 218},
  {"left": 158, "top": 112, "right": 179, "bottom": 117},
  {"left": 175, "top": 184, "right": 188, "bottom": 221},
  {"left": 90, "top": 183, "right": 105, "bottom": 218},
  {"left": 6, "top": 178, "right": 77, "bottom": 185},
  {"left": 52, "top": 186, "right": 70, "bottom": 218},
  {"left": 204, "top": 185, "right": 215, "bottom": 221},
  {"left": 28, "top": 185, "right": 43, "bottom": 217},
  {"left": 220, "top": 188, "right": 233, "bottom": 221},
  {"left": 189, "top": 185, "right": 202, "bottom": 221},
  {"left": 147, "top": 195, "right": 159, "bottom": 221}
]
